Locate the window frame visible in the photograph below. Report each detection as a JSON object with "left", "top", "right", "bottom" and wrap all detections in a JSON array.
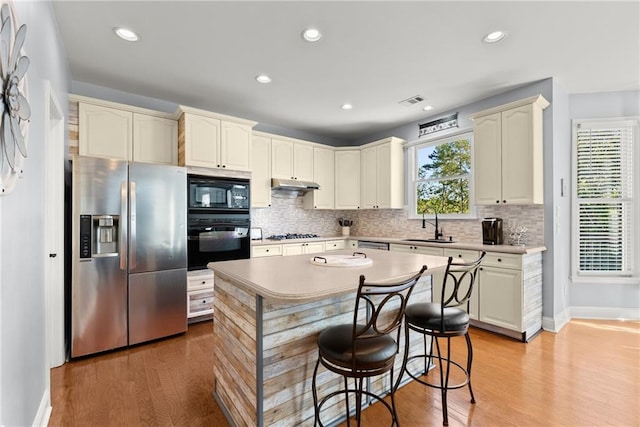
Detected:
[
  {"left": 571, "top": 116, "right": 639, "bottom": 282},
  {"left": 407, "top": 130, "right": 475, "bottom": 220}
]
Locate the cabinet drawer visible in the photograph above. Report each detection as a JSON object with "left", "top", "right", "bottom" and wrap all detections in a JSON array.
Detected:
[
  {"left": 252, "top": 244, "right": 283, "bottom": 257},
  {"left": 416, "top": 246, "right": 444, "bottom": 256},
  {"left": 325, "top": 240, "right": 346, "bottom": 251},
  {"left": 188, "top": 289, "right": 214, "bottom": 318},
  {"left": 443, "top": 248, "right": 480, "bottom": 262},
  {"left": 187, "top": 271, "right": 214, "bottom": 291},
  {"left": 483, "top": 252, "right": 522, "bottom": 270}
]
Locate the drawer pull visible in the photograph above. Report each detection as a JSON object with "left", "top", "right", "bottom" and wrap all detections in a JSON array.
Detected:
[
  {"left": 202, "top": 281, "right": 206, "bottom": 284},
  {"left": 458, "top": 254, "right": 462, "bottom": 258},
  {"left": 497, "top": 258, "right": 502, "bottom": 262},
  {"left": 266, "top": 249, "right": 270, "bottom": 252}
]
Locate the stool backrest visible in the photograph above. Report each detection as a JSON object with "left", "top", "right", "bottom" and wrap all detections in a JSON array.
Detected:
[
  {"left": 440, "top": 251, "right": 486, "bottom": 311},
  {"left": 352, "top": 265, "right": 428, "bottom": 346}
]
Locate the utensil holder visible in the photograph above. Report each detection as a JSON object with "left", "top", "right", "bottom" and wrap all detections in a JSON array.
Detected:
[{"left": 341, "top": 226, "right": 350, "bottom": 236}]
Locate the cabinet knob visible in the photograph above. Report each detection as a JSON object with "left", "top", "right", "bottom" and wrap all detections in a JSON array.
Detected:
[
  {"left": 502, "top": 200, "right": 506, "bottom": 203},
  {"left": 202, "top": 281, "right": 206, "bottom": 284},
  {"left": 497, "top": 258, "right": 502, "bottom": 262},
  {"left": 266, "top": 249, "right": 270, "bottom": 252},
  {"left": 496, "top": 200, "right": 500, "bottom": 204},
  {"left": 458, "top": 254, "right": 462, "bottom": 258},
  {"left": 480, "top": 267, "right": 484, "bottom": 271},
  {"left": 223, "top": 165, "right": 226, "bottom": 168},
  {"left": 217, "top": 164, "right": 221, "bottom": 168}
]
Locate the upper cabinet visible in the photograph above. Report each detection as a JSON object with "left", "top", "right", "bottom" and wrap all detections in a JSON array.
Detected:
[
  {"left": 77, "top": 97, "right": 177, "bottom": 165},
  {"left": 79, "top": 103, "right": 133, "bottom": 161},
  {"left": 303, "top": 146, "right": 335, "bottom": 209},
  {"left": 360, "top": 137, "right": 404, "bottom": 209},
  {"left": 132, "top": 113, "right": 178, "bottom": 165},
  {"left": 471, "top": 95, "right": 549, "bottom": 205},
  {"left": 271, "top": 139, "right": 314, "bottom": 181},
  {"left": 335, "top": 150, "right": 361, "bottom": 210},
  {"left": 178, "top": 106, "right": 256, "bottom": 172},
  {"left": 251, "top": 134, "right": 272, "bottom": 208}
]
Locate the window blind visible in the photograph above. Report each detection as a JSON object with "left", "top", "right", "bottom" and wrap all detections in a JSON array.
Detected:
[{"left": 575, "top": 120, "right": 635, "bottom": 276}]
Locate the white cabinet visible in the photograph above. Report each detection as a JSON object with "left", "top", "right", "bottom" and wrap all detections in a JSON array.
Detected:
[
  {"left": 324, "top": 240, "right": 345, "bottom": 251},
  {"left": 471, "top": 95, "right": 549, "bottom": 205},
  {"left": 187, "top": 270, "right": 214, "bottom": 321},
  {"left": 79, "top": 103, "right": 133, "bottom": 161},
  {"left": 478, "top": 252, "right": 524, "bottom": 332},
  {"left": 335, "top": 150, "right": 361, "bottom": 210},
  {"left": 360, "top": 137, "right": 404, "bottom": 209},
  {"left": 303, "top": 147, "right": 335, "bottom": 209},
  {"left": 133, "top": 113, "right": 178, "bottom": 165},
  {"left": 271, "top": 139, "right": 314, "bottom": 181},
  {"left": 282, "top": 241, "right": 325, "bottom": 256},
  {"left": 178, "top": 107, "right": 255, "bottom": 171},
  {"left": 79, "top": 102, "right": 179, "bottom": 164},
  {"left": 251, "top": 135, "right": 272, "bottom": 208},
  {"left": 252, "top": 244, "right": 283, "bottom": 258}
]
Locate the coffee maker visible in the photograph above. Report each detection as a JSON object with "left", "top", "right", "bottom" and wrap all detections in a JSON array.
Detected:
[{"left": 482, "top": 217, "right": 503, "bottom": 245}]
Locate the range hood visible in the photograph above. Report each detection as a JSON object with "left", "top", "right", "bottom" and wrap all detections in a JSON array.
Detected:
[{"left": 271, "top": 178, "right": 320, "bottom": 193}]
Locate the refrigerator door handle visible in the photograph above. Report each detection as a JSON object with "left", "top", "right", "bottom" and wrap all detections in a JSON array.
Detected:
[
  {"left": 130, "top": 181, "right": 137, "bottom": 269},
  {"left": 120, "top": 181, "right": 128, "bottom": 271}
]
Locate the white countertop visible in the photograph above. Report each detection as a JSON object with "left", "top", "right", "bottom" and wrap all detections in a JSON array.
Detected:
[
  {"left": 208, "top": 249, "right": 448, "bottom": 303},
  {"left": 251, "top": 235, "right": 546, "bottom": 255}
]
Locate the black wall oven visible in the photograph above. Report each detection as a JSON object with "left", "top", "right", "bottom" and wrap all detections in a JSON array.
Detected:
[{"left": 187, "top": 175, "right": 251, "bottom": 271}]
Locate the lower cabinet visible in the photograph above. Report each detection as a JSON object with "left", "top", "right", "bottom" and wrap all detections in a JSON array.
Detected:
[
  {"left": 324, "top": 240, "right": 345, "bottom": 251},
  {"left": 281, "top": 241, "right": 325, "bottom": 256},
  {"left": 389, "top": 243, "right": 542, "bottom": 341},
  {"left": 187, "top": 270, "right": 214, "bottom": 322}
]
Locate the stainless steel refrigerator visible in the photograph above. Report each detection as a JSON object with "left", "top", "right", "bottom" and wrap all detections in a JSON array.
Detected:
[{"left": 71, "top": 156, "right": 187, "bottom": 358}]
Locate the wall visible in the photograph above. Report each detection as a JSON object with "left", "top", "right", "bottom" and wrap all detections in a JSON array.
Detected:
[
  {"left": 568, "top": 90, "right": 640, "bottom": 318},
  {"left": 0, "top": 1, "right": 69, "bottom": 426}
]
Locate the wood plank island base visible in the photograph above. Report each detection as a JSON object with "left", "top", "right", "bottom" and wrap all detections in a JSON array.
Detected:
[{"left": 208, "top": 250, "right": 449, "bottom": 427}]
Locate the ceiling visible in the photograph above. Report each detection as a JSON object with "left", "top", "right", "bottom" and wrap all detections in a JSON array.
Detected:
[{"left": 52, "top": 1, "right": 640, "bottom": 143}]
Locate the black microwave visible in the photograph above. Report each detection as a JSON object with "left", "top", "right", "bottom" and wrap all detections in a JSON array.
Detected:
[{"left": 187, "top": 175, "right": 250, "bottom": 212}]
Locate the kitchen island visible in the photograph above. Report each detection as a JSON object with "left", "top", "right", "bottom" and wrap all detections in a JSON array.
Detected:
[{"left": 208, "top": 249, "right": 448, "bottom": 427}]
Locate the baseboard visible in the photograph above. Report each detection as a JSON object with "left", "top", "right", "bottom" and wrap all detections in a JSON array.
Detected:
[
  {"left": 32, "top": 389, "right": 51, "bottom": 427},
  {"left": 542, "top": 308, "right": 571, "bottom": 333},
  {"left": 570, "top": 306, "right": 640, "bottom": 321}
]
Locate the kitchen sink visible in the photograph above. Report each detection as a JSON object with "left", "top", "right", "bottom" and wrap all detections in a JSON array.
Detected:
[{"left": 403, "top": 239, "right": 455, "bottom": 244}]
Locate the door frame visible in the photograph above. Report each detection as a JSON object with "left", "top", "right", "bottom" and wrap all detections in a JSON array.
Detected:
[{"left": 44, "top": 81, "right": 65, "bottom": 369}]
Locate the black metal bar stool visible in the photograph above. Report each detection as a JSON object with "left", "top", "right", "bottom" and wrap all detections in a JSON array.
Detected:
[
  {"left": 400, "top": 252, "right": 485, "bottom": 426},
  {"left": 311, "top": 266, "right": 428, "bottom": 427}
]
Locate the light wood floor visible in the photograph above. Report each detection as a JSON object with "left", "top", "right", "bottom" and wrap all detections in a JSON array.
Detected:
[{"left": 50, "top": 319, "right": 639, "bottom": 426}]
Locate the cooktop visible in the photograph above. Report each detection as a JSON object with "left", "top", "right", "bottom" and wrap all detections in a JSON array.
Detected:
[{"left": 266, "top": 233, "right": 320, "bottom": 240}]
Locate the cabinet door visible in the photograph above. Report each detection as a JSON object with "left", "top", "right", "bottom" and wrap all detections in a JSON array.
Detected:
[
  {"left": 220, "top": 121, "right": 251, "bottom": 171},
  {"left": 183, "top": 114, "right": 221, "bottom": 168},
  {"left": 271, "top": 139, "right": 293, "bottom": 179},
  {"left": 293, "top": 143, "right": 314, "bottom": 181},
  {"left": 251, "top": 136, "right": 272, "bottom": 208},
  {"left": 79, "top": 103, "right": 132, "bottom": 160},
  {"left": 501, "top": 104, "right": 541, "bottom": 204},
  {"left": 304, "top": 242, "right": 325, "bottom": 254},
  {"left": 438, "top": 249, "right": 480, "bottom": 319},
  {"left": 282, "top": 244, "right": 304, "bottom": 256},
  {"left": 304, "top": 147, "right": 334, "bottom": 209},
  {"left": 360, "top": 146, "right": 377, "bottom": 209},
  {"left": 335, "top": 151, "right": 361, "bottom": 209},
  {"left": 473, "top": 112, "right": 502, "bottom": 205},
  {"left": 478, "top": 266, "right": 523, "bottom": 331},
  {"left": 133, "top": 114, "right": 178, "bottom": 165}
]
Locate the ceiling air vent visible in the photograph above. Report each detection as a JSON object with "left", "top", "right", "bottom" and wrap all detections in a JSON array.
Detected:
[{"left": 398, "top": 95, "right": 424, "bottom": 106}]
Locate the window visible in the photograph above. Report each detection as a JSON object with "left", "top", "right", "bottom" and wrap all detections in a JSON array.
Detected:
[
  {"left": 572, "top": 118, "right": 638, "bottom": 278},
  {"left": 410, "top": 131, "right": 473, "bottom": 217}
]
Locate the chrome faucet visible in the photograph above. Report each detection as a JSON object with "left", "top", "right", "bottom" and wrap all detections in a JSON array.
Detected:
[{"left": 422, "top": 211, "right": 443, "bottom": 240}]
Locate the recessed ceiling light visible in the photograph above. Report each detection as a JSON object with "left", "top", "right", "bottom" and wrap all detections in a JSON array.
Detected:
[
  {"left": 302, "top": 28, "right": 322, "bottom": 42},
  {"left": 113, "top": 27, "right": 139, "bottom": 42},
  {"left": 423, "top": 105, "right": 434, "bottom": 111},
  {"left": 255, "top": 74, "right": 272, "bottom": 84},
  {"left": 341, "top": 103, "right": 353, "bottom": 110},
  {"left": 482, "top": 30, "right": 507, "bottom": 44}
]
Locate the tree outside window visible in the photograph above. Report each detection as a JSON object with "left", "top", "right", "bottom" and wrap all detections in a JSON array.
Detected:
[{"left": 415, "top": 133, "right": 472, "bottom": 216}]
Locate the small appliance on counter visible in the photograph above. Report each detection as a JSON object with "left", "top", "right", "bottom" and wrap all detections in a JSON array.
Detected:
[{"left": 481, "top": 217, "right": 503, "bottom": 245}]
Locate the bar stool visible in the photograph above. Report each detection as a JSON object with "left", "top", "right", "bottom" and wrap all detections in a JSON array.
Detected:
[
  {"left": 401, "top": 252, "right": 485, "bottom": 426},
  {"left": 311, "top": 265, "right": 428, "bottom": 427}
]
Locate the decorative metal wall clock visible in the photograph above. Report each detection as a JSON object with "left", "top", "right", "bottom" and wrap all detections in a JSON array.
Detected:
[{"left": 0, "top": 0, "right": 30, "bottom": 195}]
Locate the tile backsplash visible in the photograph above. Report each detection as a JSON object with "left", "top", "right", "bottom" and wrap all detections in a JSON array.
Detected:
[{"left": 251, "top": 196, "right": 544, "bottom": 246}]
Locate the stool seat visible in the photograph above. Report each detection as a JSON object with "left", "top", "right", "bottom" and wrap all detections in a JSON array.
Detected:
[
  {"left": 405, "top": 303, "right": 469, "bottom": 333},
  {"left": 318, "top": 324, "right": 398, "bottom": 371}
]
